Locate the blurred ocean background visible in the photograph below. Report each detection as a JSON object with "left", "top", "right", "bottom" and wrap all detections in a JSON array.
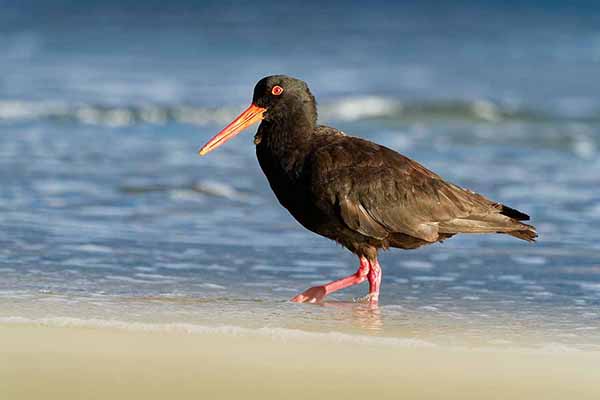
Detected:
[{"left": 1, "top": 0, "right": 599, "bottom": 349}]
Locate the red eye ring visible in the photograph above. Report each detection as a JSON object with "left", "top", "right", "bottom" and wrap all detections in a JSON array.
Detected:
[{"left": 271, "top": 85, "right": 284, "bottom": 96}]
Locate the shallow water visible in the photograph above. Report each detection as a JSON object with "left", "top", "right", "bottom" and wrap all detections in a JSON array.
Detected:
[{"left": 1, "top": 1, "right": 599, "bottom": 350}]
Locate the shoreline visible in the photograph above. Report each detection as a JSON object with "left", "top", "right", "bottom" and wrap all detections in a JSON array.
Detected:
[{"left": 2, "top": 322, "right": 600, "bottom": 400}]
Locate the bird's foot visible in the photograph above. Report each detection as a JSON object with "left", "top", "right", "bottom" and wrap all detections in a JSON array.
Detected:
[
  {"left": 290, "top": 285, "right": 327, "bottom": 304},
  {"left": 353, "top": 292, "right": 379, "bottom": 305}
]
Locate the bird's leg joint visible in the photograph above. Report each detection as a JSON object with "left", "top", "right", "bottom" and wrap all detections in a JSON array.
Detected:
[{"left": 355, "top": 256, "right": 370, "bottom": 280}]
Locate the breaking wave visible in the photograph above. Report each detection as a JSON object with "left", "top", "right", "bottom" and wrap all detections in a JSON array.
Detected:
[
  {"left": 0, "top": 316, "right": 592, "bottom": 354},
  {"left": 1, "top": 97, "right": 599, "bottom": 127}
]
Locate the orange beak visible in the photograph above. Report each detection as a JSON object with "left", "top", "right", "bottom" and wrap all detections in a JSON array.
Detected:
[{"left": 198, "top": 104, "right": 267, "bottom": 156}]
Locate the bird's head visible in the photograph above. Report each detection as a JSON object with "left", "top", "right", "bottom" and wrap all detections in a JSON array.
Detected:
[{"left": 199, "top": 75, "right": 316, "bottom": 156}]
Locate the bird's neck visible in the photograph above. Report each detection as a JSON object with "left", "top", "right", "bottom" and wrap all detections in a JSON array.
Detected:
[
  {"left": 255, "top": 109, "right": 316, "bottom": 177},
  {"left": 258, "top": 102, "right": 316, "bottom": 147}
]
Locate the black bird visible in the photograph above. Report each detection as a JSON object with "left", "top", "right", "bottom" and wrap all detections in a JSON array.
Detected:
[{"left": 199, "top": 75, "right": 537, "bottom": 304}]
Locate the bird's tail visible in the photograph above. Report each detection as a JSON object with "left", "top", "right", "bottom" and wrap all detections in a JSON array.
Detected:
[
  {"left": 438, "top": 203, "right": 537, "bottom": 242},
  {"left": 498, "top": 203, "right": 537, "bottom": 242}
]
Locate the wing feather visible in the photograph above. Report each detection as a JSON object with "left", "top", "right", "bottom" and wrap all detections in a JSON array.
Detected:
[{"left": 307, "top": 134, "right": 502, "bottom": 242}]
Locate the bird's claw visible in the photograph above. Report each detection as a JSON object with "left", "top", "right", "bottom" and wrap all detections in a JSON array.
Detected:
[{"left": 290, "top": 285, "right": 327, "bottom": 304}]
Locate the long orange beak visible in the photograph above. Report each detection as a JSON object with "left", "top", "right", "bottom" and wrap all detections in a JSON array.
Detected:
[{"left": 198, "top": 104, "right": 267, "bottom": 156}]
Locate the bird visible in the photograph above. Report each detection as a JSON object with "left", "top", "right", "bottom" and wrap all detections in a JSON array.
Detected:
[{"left": 198, "top": 75, "right": 537, "bottom": 304}]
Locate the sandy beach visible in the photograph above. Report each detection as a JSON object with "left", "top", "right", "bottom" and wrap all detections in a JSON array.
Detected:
[{"left": 1, "top": 322, "right": 599, "bottom": 400}]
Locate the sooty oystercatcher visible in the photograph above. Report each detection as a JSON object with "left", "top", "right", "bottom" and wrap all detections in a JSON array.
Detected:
[{"left": 199, "top": 75, "right": 537, "bottom": 304}]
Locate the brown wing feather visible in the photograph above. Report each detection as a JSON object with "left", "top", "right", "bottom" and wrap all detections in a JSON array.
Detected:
[{"left": 307, "top": 132, "right": 534, "bottom": 243}]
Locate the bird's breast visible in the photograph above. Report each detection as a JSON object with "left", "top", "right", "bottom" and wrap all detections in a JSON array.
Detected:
[
  {"left": 255, "top": 142, "right": 328, "bottom": 230},
  {"left": 256, "top": 143, "right": 303, "bottom": 204}
]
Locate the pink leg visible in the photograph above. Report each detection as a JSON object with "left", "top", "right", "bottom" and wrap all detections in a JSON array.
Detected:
[
  {"left": 291, "top": 256, "right": 370, "bottom": 303},
  {"left": 367, "top": 258, "right": 382, "bottom": 304}
]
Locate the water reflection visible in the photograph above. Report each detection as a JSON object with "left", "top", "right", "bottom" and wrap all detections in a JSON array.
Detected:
[{"left": 321, "top": 301, "right": 384, "bottom": 333}]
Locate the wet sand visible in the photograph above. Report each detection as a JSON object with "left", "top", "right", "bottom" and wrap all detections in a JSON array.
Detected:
[{"left": 1, "top": 323, "right": 599, "bottom": 400}]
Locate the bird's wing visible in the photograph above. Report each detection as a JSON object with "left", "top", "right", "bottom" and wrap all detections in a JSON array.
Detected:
[{"left": 306, "top": 134, "right": 500, "bottom": 242}]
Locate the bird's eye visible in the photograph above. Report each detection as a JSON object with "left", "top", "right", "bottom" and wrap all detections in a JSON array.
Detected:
[{"left": 271, "top": 85, "right": 284, "bottom": 96}]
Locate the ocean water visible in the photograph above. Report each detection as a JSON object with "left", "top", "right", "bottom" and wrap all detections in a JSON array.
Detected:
[{"left": 1, "top": 1, "right": 599, "bottom": 350}]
